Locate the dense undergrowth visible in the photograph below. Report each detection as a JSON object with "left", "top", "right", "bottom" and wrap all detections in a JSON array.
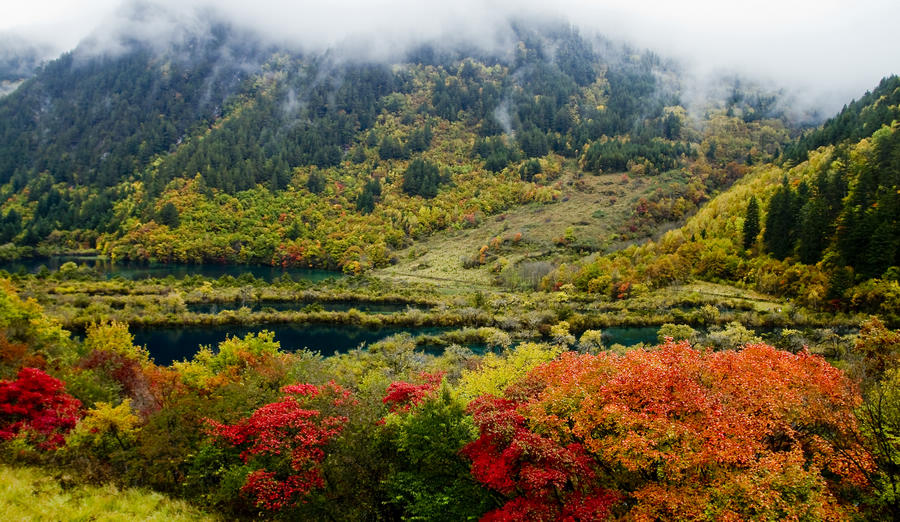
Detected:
[{"left": 1, "top": 276, "right": 900, "bottom": 519}]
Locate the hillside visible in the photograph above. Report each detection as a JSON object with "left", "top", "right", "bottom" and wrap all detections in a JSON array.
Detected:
[
  {"left": 784, "top": 75, "right": 900, "bottom": 164},
  {"left": 0, "top": 34, "right": 53, "bottom": 97},
  {"left": 543, "top": 76, "right": 900, "bottom": 322},
  {"left": 0, "top": 19, "right": 797, "bottom": 272}
]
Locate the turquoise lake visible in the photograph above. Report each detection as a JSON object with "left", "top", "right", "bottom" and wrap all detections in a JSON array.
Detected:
[{"left": 0, "top": 256, "right": 342, "bottom": 283}]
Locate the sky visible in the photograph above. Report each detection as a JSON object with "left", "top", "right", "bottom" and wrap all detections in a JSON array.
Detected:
[{"left": 2, "top": 0, "right": 898, "bottom": 111}]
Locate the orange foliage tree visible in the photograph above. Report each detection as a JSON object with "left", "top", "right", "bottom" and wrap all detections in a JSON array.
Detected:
[{"left": 464, "top": 340, "right": 872, "bottom": 520}]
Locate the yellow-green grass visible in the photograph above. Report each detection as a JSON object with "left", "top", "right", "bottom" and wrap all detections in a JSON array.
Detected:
[
  {"left": 0, "top": 464, "right": 218, "bottom": 522},
  {"left": 379, "top": 169, "right": 649, "bottom": 289}
]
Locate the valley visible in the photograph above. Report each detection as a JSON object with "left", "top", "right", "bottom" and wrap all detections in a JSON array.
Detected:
[{"left": 0, "top": 6, "right": 897, "bottom": 520}]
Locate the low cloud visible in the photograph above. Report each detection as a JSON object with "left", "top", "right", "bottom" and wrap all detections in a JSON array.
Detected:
[{"left": 6, "top": 0, "right": 899, "bottom": 114}]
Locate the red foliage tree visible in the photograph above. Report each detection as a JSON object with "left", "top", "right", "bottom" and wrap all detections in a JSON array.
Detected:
[
  {"left": 0, "top": 367, "right": 81, "bottom": 449},
  {"left": 382, "top": 371, "right": 444, "bottom": 413},
  {"left": 464, "top": 341, "right": 872, "bottom": 520},
  {"left": 462, "top": 393, "right": 619, "bottom": 521},
  {"left": 207, "top": 381, "right": 352, "bottom": 511}
]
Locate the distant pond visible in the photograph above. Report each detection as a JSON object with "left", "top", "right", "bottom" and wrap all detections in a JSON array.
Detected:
[
  {"left": 186, "top": 300, "right": 430, "bottom": 315},
  {"left": 595, "top": 325, "right": 855, "bottom": 349},
  {"left": 0, "top": 256, "right": 342, "bottom": 283},
  {"left": 131, "top": 323, "right": 451, "bottom": 366},
  {"left": 601, "top": 326, "right": 661, "bottom": 347}
]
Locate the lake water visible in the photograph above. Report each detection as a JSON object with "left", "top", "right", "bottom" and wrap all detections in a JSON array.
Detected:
[
  {"left": 599, "top": 325, "right": 784, "bottom": 348},
  {"left": 186, "top": 300, "right": 429, "bottom": 315},
  {"left": 602, "top": 326, "right": 661, "bottom": 347},
  {"left": 107, "top": 321, "right": 840, "bottom": 367},
  {"left": 131, "top": 323, "right": 451, "bottom": 365},
  {"left": 0, "top": 256, "right": 342, "bottom": 283}
]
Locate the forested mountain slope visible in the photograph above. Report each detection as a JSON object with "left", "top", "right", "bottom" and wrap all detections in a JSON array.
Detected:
[
  {"left": 784, "top": 75, "right": 900, "bottom": 164},
  {"left": 544, "top": 76, "right": 900, "bottom": 321},
  {"left": 0, "top": 34, "right": 54, "bottom": 96},
  {"left": 0, "top": 19, "right": 796, "bottom": 271}
]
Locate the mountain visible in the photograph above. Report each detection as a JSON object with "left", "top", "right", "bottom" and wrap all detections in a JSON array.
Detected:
[
  {"left": 548, "top": 75, "right": 900, "bottom": 319},
  {"left": 0, "top": 33, "right": 56, "bottom": 96},
  {"left": 0, "top": 18, "right": 799, "bottom": 270},
  {"left": 784, "top": 75, "right": 900, "bottom": 164}
]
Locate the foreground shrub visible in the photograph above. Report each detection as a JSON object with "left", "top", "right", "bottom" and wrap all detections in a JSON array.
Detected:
[
  {"left": 0, "top": 367, "right": 81, "bottom": 450},
  {"left": 379, "top": 376, "right": 497, "bottom": 521},
  {"left": 464, "top": 341, "right": 871, "bottom": 520},
  {"left": 463, "top": 394, "right": 619, "bottom": 521},
  {"left": 206, "top": 381, "right": 353, "bottom": 512}
]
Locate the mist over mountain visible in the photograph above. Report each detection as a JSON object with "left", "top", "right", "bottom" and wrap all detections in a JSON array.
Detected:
[
  {"left": 5, "top": 0, "right": 897, "bottom": 116},
  {"left": 0, "top": 10, "right": 802, "bottom": 264},
  {"left": 0, "top": 33, "right": 58, "bottom": 96},
  {"left": 0, "top": 0, "right": 895, "bottom": 274},
  {"left": 0, "top": 11, "right": 792, "bottom": 191}
]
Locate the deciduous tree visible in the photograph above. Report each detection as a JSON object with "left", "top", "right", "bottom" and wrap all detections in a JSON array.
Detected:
[
  {"left": 0, "top": 367, "right": 81, "bottom": 450},
  {"left": 206, "top": 381, "right": 352, "bottom": 512}
]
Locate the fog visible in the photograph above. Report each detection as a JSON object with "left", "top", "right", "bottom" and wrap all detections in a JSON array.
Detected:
[{"left": 2, "top": 0, "right": 898, "bottom": 113}]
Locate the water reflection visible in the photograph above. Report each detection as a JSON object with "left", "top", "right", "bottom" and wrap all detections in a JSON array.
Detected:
[
  {"left": 131, "top": 323, "right": 451, "bottom": 365},
  {"left": 0, "top": 256, "right": 342, "bottom": 283},
  {"left": 186, "top": 300, "right": 429, "bottom": 315}
]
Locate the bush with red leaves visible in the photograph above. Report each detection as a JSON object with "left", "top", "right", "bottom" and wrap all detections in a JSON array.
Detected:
[
  {"left": 382, "top": 371, "right": 444, "bottom": 413},
  {"left": 207, "top": 381, "right": 352, "bottom": 511},
  {"left": 462, "top": 395, "right": 619, "bottom": 521},
  {"left": 0, "top": 367, "right": 81, "bottom": 450}
]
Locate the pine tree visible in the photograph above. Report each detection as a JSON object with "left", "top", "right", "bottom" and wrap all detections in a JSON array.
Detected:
[
  {"left": 356, "top": 189, "right": 375, "bottom": 214},
  {"left": 742, "top": 196, "right": 760, "bottom": 251},
  {"left": 306, "top": 171, "right": 326, "bottom": 194},
  {"left": 797, "top": 197, "right": 828, "bottom": 264},
  {"left": 763, "top": 179, "right": 797, "bottom": 260},
  {"left": 356, "top": 178, "right": 381, "bottom": 214},
  {"left": 157, "top": 202, "right": 180, "bottom": 228},
  {"left": 402, "top": 159, "right": 442, "bottom": 198}
]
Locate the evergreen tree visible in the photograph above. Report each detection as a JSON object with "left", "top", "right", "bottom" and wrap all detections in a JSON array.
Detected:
[
  {"left": 742, "top": 196, "right": 760, "bottom": 251},
  {"left": 0, "top": 210, "right": 19, "bottom": 243},
  {"left": 306, "top": 171, "right": 326, "bottom": 194},
  {"left": 402, "top": 159, "right": 442, "bottom": 198},
  {"left": 520, "top": 159, "right": 542, "bottom": 182},
  {"left": 356, "top": 189, "right": 375, "bottom": 215},
  {"left": 763, "top": 178, "right": 797, "bottom": 260},
  {"left": 285, "top": 221, "right": 303, "bottom": 240},
  {"left": 157, "top": 202, "right": 180, "bottom": 228},
  {"left": 827, "top": 266, "right": 854, "bottom": 300},
  {"left": 797, "top": 197, "right": 828, "bottom": 264},
  {"left": 864, "top": 219, "right": 898, "bottom": 278},
  {"left": 357, "top": 178, "right": 381, "bottom": 214},
  {"left": 517, "top": 127, "right": 549, "bottom": 158},
  {"left": 378, "top": 135, "right": 406, "bottom": 160},
  {"left": 405, "top": 122, "right": 433, "bottom": 154},
  {"left": 662, "top": 112, "right": 682, "bottom": 140},
  {"left": 349, "top": 146, "right": 367, "bottom": 164}
]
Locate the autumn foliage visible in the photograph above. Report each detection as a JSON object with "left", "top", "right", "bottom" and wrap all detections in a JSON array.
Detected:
[
  {"left": 382, "top": 371, "right": 444, "bottom": 413},
  {"left": 206, "top": 381, "right": 353, "bottom": 511},
  {"left": 463, "top": 394, "right": 619, "bottom": 521},
  {"left": 464, "top": 340, "right": 871, "bottom": 520},
  {"left": 0, "top": 367, "right": 81, "bottom": 449}
]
